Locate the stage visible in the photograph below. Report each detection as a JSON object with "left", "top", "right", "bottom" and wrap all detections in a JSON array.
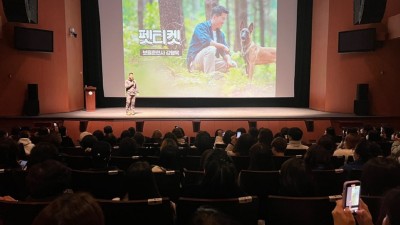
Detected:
[{"left": 8, "top": 107, "right": 362, "bottom": 121}]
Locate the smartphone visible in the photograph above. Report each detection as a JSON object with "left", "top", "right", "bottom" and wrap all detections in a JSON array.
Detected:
[
  {"left": 342, "top": 180, "right": 361, "bottom": 213},
  {"left": 236, "top": 131, "right": 241, "bottom": 138}
]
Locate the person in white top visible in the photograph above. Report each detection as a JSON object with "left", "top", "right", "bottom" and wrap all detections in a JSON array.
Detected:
[
  {"left": 333, "top": 133, "right": 360, "bottom": 163},
  {"left": 286, "top": 127, "right": 309, "bottom": 150}
]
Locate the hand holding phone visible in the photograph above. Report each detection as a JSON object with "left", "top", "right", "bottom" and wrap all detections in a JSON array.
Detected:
[{"left": 342, "top": 180, "right": 361, "bottom": 214}]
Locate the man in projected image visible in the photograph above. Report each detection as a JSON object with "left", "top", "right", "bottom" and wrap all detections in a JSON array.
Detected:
[
  {"left": 187, "top": 5, "right": 237, "bottom": 75},
  {"left": 125, "top": 72, "right": 138, "bottom": 115}
]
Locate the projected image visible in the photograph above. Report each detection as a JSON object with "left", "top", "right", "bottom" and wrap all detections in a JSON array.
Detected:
[{"left": 122, "top": 0, "right": 277, "bottom": 98}]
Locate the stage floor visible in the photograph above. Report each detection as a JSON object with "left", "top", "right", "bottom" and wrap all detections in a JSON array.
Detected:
[{"left": 22, "top": 107, "right": 362, "bottom": 121}]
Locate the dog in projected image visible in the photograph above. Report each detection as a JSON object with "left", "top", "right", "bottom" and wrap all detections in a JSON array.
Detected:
[{"left": 240, "top": 22, "right": 276, "bottom": 79}]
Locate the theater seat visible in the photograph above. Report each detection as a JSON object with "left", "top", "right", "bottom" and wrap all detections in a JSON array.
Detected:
[{"left": 0, "top": 200, "right": 49, "bottom": 225}]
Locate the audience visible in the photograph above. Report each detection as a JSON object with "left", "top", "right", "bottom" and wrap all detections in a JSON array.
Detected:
[
  {"left": 258, "top": 128, "right": 274, "bottom": 148},
  {"left": 279, "top": 158, "right": 315, "bottom": 197},
  {"left": 58, "top": 126, "right": 75, "bottom": 147},
  {"left": 112, "top": 137, "right": 138, "bottom": 157},
  {"left": 27, "top": 142, "right": 59, "bottom": 169},
  {"left": 0, "top": 138, "right": 21, "bottom": 169},
  {"left": 248, "top": 143, "right": 275, "bottom": 171},
  {"left": 92, "top": 129, "right": 105, "bottom": 142},
  {"left": 271, "top": 137, "right": 287, "bottom": 156},
  {"left": 342, "top": 138, "right": 382, "bottom": 171},
  {"left": 190, "top": 206, "right": 241, "bottom": 225},
  {"left": 31, "top": 192, "right": 104, "bottom": 225},
  {"left": 304, "top": 144, "right": 334, "bottom": 170},
  {"left": 287, "top": 127, "right": 309, "bottom": 150},
  {"left": 151, "top": 129, "right": 163, "bottom": 145},
  {"left": 103, "top": 125, "right": 117, "bottom": 147},
  {"left": 17, "top": 130, "right": 35, "bottom": 156},
  {"left": 333, "top": 133, "right": 360, "bottom": 163}
]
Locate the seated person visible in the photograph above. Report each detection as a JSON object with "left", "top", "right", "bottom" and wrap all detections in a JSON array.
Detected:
[
  {"left": 271, "top": 137, "right": 287, "bottom": 156},
  {"left": 279, "top": 158, "right": 315, "bottom": 197},
  {"left": 286, "top": 127, "right": 309, "bottom": 150}
]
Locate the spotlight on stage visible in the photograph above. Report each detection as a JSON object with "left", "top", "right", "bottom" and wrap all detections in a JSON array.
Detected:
[{"left": 136, "top": 121, "right": 144, "bottom": 132}]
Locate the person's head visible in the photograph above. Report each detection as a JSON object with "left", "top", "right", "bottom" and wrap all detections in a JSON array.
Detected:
[
  {"left": 325, "top": 127, "right": 336, "bottom": 137},
  {"left": 103, "top": 126, "right": 113, "bottom": 135},
  {"left": 202, "top": 149, "right": 238, "bottom": 198},
  {"left": 195, "top": 131, "right": 213, "bottom": 153},
  {"left": 190, "top": 206, "right": 240, "bottom": 225},
  {"left": 92, "top": 130, "right": 104, "bottom": 142},
  {"left": 163, "top": 132, "right": 178, "bottom": 143},
  {"left": 159, "top": 144, "right": 179, "bottom": 170},
  {"left": 128, "top": 72, "right": 134, "bottom": 81},
  {"left": 367, "top": 129, "right": 381, "bottom": 142},
  {"left": 280, "top": 158, "right": 315, "bottom": 197},
  {"left": 248, "top": 127, "right": 259, "bottom": 141},
  {"left": 258, "top": 128, "right": 274, "bottom": 146},
  {"left": 222, "top": 130, "right": 235, "bottom": 145},
  {"left": 26, "top": 159, "right": 71, "bottom": 200},
  {"left": 344, "top": 133, "right": 361, "bottom": 149},
  {"left": 361, "top": 157, "right": 400, "bottom": 196},
  {"left": 211, "top": 5, "right": 229, "bottom": 29},
  {"left": 172, "top": 127, "right": 184, "bottom": 139},
  {"left": 31, "top": 192, "right": 104, "bottom": 225},
  {"left": 133, "top": 132, "right": 145, "bottom": 146},
  {"left": 234, "top": 133, "right": 255, "bottom": 156},
  {"left": 152, "top": 129, "right": 163, "bottom": 140},
  {"left": 119, "top": 130, "right": 131, "bottom": 141},
  {"left": 80, "top": 135, "right": 98, "bottom": 150},
  {"left": 303, "top": 144, "right": 333, "bottom": 170},
  {"left": 288, "top": 127, "right": 303, "bottom": 141},
  {"left": 316, "top": 135, "right": 336, "bottom": 154},
  {"left": 215, "top": 129, "right": 224, "bottom": 137},
  {"left": 19, "top": 130, "right": 31, "bottom": 139},
  {"left": 27, "top": 142, "right": 59, "bottom": 169},
  {"left": 248, "top": 143, "right": 274, "bottom": 171},
  {"left": 58, "top": 126, "right": 67, "bottom": 137},
  {"left": 0, "top": 138, "right": 20, "bottom": 168},
  {"left": 118, "top": 137, "right": 138, "bottom": 157},
  {"left": 128, "top": 127, "right": 136, "bottom": 137},
  {"left": 378, "top": 187, "right": 400, "bottom": 225},
  {"left": 354, "top": 138, "right": 382, "bottom": 162},
  {"left": 90, "top": 141, "right": 111, "bottom": 168},
  {"left": 271, "top": 137, "right": 287, "bottom": 155},
  {"left": 124, "top": 161, "right": 160, "bottom": 200}
]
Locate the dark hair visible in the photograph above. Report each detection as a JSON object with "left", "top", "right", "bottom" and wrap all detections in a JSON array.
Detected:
[
  {"left": 26, "top": 160, "right": 71, "bottom": 200},
  {"left": 163, "top": 132, "right": 178, "bottom": 143},
  {"left": 195, "top": 131, "right": 213, "bottom": 154},
  {"left": 325, "top": 127, "right": 336, "bottom": 137},
  {"left": 377, "top": 187, "right": 400, "bottom": 225},
  {"left": 90, "top": 141, "right": 111, "bottom": 168},
  {"left": 248, "top": 143, "right": 275, "bottom": 171},
  {"left": 172, "top": 127, "right": 184, "bottom": 139},
  {"left": 234, "top": 133, "right": 255, "bottom": 156},
  {"left": 92, "top": 130, "right": 104, "bottom": 142},
  {"left": 128, "top": 127, "right": 136, "bottom": 137},
  {"left": 211, "top": 5, "right": 229, "bottom": 17},
  {"left": 133, "top": 132, "right": 145, "bottom": 146},
  {"left": 32, "top": 192, "right": 104, "bottom": 225},
  {"left": 288, "top": 127, "right": 303, "bottom": 141},
  {"left": 58, "top": 126, "right": 67, "bottom": 136},
  {"left": 117, "top": 138, "right": 138, "bottom": 157},
  {"left": 317, "top": 135, "right": 336, "bottom": 154},
  {"left": 354, "top": 139, "right": 382, "bottom": 162},
  {"left": 304, "top": 144, "right": 333, "bottom": 170},
  {"left": 258, "top": 128, "right": 273, "bottom": 147},
  {"left": 119, "top": 130, "right": 131, "bottom": 141},
  {"left": 125, "top": 161, "right": 160, "bottom": 200},
  {"left": 0, "top": 139, "right": 20, "bottom": 168},
  {"left": 248, "top": 127, "right": 259, "bottom": 141},
  {"left": 80, "top": 135, "right": 98, "bottom": 150},
  {"left": 222, "top": 130, "right": 235, "bottom": 145},
  {"left": 201, "top": 149, "right": 240, "bottom": 198},
  {"left": 27, "top": 142, "right": 59, "bottom": 169},
  {"left": 159, "top": 144, "right": 179, "bottom": 170},
  {"left": 271, "top": 137, "right": 287, "bottom": 153},
  {"left": 367, "top": 129, "right": 381, "bottom": 142},
  {"left": 19, "top": 130, "right": 30, "bottom": 139},
  {"left": 280, "top": 158, "right": 315, "bottom": 197},
  {"left": 361, "top": 157, "right": 400, "bottom": 196},
  {"left": 103, "top": 126, "right": 113, "bottom": 134},
  {"left": 190, "top": 206, "right": 240, "bottom": 225}
]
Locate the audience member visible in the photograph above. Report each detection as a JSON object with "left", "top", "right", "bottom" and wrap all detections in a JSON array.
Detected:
[
  {"left": 103, "top": 125, "right": 117, "bottom": 147},
  {"left": 92, "top": 129, "right": 105, "bottom": 142},
  {"left": 27, "top": 142, "right": 59, "bottom": 169},
  {"left": 342, "top": 139, "right": 381, "bottom": 171},
  {"left": 128, "top": 127, "right": 136, "bottom": 137},
  {"left": 89, "top": 141, "right": 112, "bottom": 169},
  {"left": 304, "top": 144, "right": 334, "bottom": 170},
  {"left": 190, "top": 206, "right": 241, "bottom": 225},
  {"left": 214, "top": 129, "right": 225, "bottom": 146},
  {"left": 248, "top": 127, "right": 259, "bottom": 143},
  {"left": 172, "top": 127, "right": 186, "bottom": 145},
  {"left": 248, "top": 143, "right": 275, "bottom": 171},
  {"left": 133, "top": 132, "right": 146, "bottom": 147},
  {"left": 26, "top": 159, "right": 72, "bottom": 201},
  {"left": 317, "top": 134, "right": 337, "bottom": 154},
  {"left": 287, "top": 127, "right": 309, "bottom": 150},
  {"left": 117, "top": 130, "right": 131, "bottom": 145},
  {"left": 271, "top": 137, "right": 287, "bottom": 156},
  {"left": 361, "top": 157, "right": 400, "bottom": 196},
  {"left": 231, "top": 133, "right": 256, "bottom": 156},
  {"left": 80, "top": 134, "right": 98, "bottom": 152},
  {"left": 193, "top": 131, "right": 213, "bottom": 156},
  {"left": 112, "top": 137, "right": 138, "bottom": 157},
  {"left": 279, "top": 158, "right": 315, "bottom": 197},
  {"left": 333, "top": 133, "right": 360, "bottom": 163},
  {"left": 258, "top": 128, "right": 274, "bottom": 148},
  {"left": 31, "top": 192, "right": 104, "bottom": 225},
  {"left": 151, "top": 129, "right": 163, "bottom": 145},
  {"left": 0, "top": 138, "right": 21, "bottom": 169},
  {"left": 58, "top": 126, "right": 75, "bottom": 147},
  {"left": 157, "top": 141, "right": 180, "bottom": 170},
  {"left": 123, "top": 161, "right": 161, "bottom": 200},
  {"left": 391, "top": 131, "right": 400, "bottom": 156}
]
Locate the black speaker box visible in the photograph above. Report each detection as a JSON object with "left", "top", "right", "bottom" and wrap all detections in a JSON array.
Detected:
[
  {"left": 27, "top": 84, "right": 38, "bottom": 100},
  {"left": 304, "top": 120, "right": 314, "bottom": 132},
  {"left": 354, "top": 100, "right": 369, "bottom": 116},
  {"left": 248, "top": 120, "right": 257, "bottom": 129},
  {"left": 354, "top": 0, "right": 387, "bottom": 25},
  {"left": 2, "top": 0, "right": 38, "bottom": 23},
  {"left": 23, "top": 99, "right": 39, "bottom": 116},
  {"left": 192, "top": 121, "right": 201, "bottom": 132},
  {"left": 136, "top": 121, "right": 144, "bottom": 132},
  {"left": 356, "top": 83, "right": 369, "bottom": 101}
]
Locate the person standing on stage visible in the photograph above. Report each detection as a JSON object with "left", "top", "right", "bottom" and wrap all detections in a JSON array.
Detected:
[{"left": 125, "top": 72, "right": 138, "bottom": 115}]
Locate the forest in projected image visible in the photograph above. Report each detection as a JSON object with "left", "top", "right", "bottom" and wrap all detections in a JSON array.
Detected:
[{"left": 122, "top": 0, "right": 277, "bottom": 98}]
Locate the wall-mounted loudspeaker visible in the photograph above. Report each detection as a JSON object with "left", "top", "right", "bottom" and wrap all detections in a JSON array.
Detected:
[
  {"left": 192, "top": 121, "right": 201, "bottom": 132},
  {"left": 2, "top": 0, "right": 38, "bottom": 23},
  {"left": 354, "top": 0, "right": 387, "bottom": 25},
  {"left": 136, "top": 121, "right": 144, "bottom": 132},
  {"left": 23, "top": 83, "right": 39, "bottom": 116},
  {"left": 304, "top": 120, "right": 314, "bottom": 132}
]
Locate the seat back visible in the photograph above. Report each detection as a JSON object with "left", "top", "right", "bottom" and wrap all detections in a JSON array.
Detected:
[
  {"left": 284, "top": 149, "right": 307, "bottom": 157},
  {"left": 71, "top": 169, "right": 125, "bottom": 199},
  {"left": 0, "top": 200, "right": 49, "bottom": 225},
  {"left": 58, "top": 147, "right": 86, "bottom": 156},
  {"left": 0, "top": 169, "right": 28, "bottom": 200},
  {"left": 108, "top": 156, "right": 143, "bottom": 171},
  {"left": 182, "top": 169, "right": 205, "bottom": 187},
  {"left": 272, "top": 155, "right": 292, "bottom": 170},
  {"left": 153, "top": 170, "right": 181, "bottom": 202},
  {"left": 177, "top": 196, "right": 259, "bottom": 225},
  {"left": 238, "top": 170, "right": 280, "bottom": 197},
  {"left": 266, "top": 195, "right": 335, "bottom": 225},
  {"left": 59, "top": 154, "right": 93, "bottom": 170},
  {"left": 99, "top": 198, "right": 174, "bottom": 225},
  {"left": 312, "top": 169, "right": 346, "bottom": 196},
  {"left": 231, "top": 156, "right": 250, "bottom": 171},
  {"left": 181, "top": 155, "right": 201, "bottom": 171}
]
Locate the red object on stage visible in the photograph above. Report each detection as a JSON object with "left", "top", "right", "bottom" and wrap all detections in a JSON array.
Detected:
[{"left": 84, "top": 86, "right": 97, "bottom": 112}]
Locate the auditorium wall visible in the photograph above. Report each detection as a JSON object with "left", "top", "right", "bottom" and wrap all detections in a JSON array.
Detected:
[
  {"left": 0, "top": 0, "right": 83, "bottom": 116},
  {"left": 310, "top": 0, "right": 400, "bottom": 116}
]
